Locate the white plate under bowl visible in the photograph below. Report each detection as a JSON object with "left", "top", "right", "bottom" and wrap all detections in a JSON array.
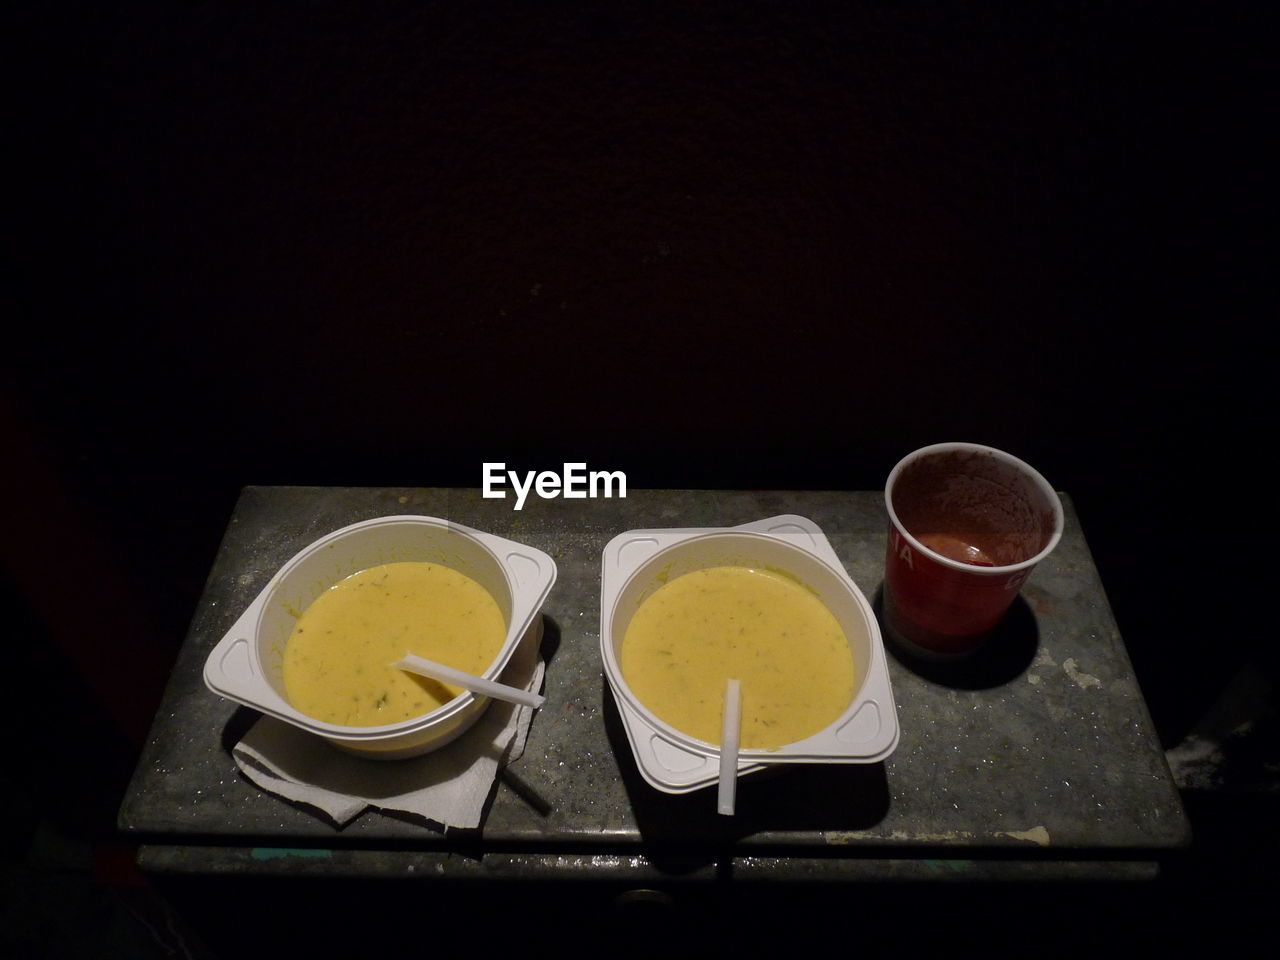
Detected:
[{"left": 600, "top": 514, "right": 899, "bottom": 794}]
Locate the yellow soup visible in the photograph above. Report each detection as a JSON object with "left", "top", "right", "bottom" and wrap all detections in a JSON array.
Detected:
[
  {"left": 620, "top": 565, "right": 855, "bottom": 750},
  {"left": 283, "top": 561, "right": 506, "bottom": 726}
]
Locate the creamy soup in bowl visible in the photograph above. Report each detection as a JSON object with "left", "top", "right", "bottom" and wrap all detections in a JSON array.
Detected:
[
  {"left": 621, "top": 565, "right": 855, "bottom": 749},
  {"left": 283, "top": 561, "right": 507, "bottom": 727}
]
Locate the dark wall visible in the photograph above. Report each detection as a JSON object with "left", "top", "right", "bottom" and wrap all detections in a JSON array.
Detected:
[{"left": 6, "top": 1, "right": 1271, "bottom": 779}]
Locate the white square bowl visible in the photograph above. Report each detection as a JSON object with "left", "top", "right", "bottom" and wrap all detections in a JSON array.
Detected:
[
  {"left": 203, "top": 515, "right": 556, "bottom": 760},
  {"left": 600, "top": 514, "right": 898, "bottom": 793}
]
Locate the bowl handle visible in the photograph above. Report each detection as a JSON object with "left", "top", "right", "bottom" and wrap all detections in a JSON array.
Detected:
[{"left": 202, "top": 600, "right": 280, "bottom": 710}]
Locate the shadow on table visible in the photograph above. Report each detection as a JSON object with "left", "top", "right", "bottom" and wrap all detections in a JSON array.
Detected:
[
  {"left": 873, "top": 584, "right": 1040, "bottom": 690},
  {"left": 602, "top": 686, "right": 891, "bottom": 871},
  {"left": 219, "top": 704, "right": 260, "bottom": 754},
  {"left": 536, "top": 611, "right": 562, "bottom": 667}
]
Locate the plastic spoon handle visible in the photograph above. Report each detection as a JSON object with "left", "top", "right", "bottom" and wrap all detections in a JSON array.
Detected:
[
  {"left": 392, "top": 653, "right": 546, "bottom": 709},
  {"left": 717, "top": 678, "right": 741, "bottom": 816}
]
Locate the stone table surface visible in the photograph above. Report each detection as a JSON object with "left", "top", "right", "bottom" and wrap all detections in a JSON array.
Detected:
[{"left": 119, "top": 486, "right": 1188, "bottom": 884}]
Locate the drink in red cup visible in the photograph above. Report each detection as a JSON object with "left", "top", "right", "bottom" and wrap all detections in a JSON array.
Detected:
[{"left": 882, "top": 442, "right": 1064, "bottom": 658}]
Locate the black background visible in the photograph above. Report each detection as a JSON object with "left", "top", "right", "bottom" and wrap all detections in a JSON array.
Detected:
[{"left": 4, "top": 0, "right": 1272, "bottom": 907}]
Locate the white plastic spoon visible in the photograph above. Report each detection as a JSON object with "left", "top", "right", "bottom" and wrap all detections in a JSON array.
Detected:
[
  {"left": 717, "top": 678, "right": 742, "bottom": 816},
  {"left": 392, "top": 652, "right": 546, "bottom": 710}
]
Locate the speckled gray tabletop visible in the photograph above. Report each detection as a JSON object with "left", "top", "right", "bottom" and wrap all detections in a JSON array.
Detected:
[{"left": 119, "top": 486, "right": 1188, "bottom": 884}]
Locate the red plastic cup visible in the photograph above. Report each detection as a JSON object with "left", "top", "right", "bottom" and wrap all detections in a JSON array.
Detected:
[{"left": 882, "top": 442, "right": 1064, "bottom": 658}]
